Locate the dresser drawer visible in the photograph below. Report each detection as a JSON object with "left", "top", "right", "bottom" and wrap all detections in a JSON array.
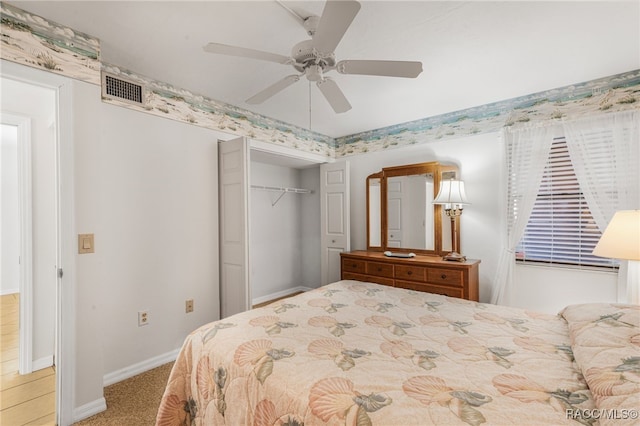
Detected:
[
  {"left": 396, "top": 280, "right": 464, "bottom": 298},
  {"left": 366, "top": 261, "right": 394, "bottom": 278},
  {"left": 395, "top": 265, "right": 426, "bottom": 282},
  {"left": 343, "top": 272, "right": 394, "bottom": 287},
  {"left": 340, "top": 251, "right": 479, "bottom": 301},
  {"left": 427, "top": 268, "right": 463, "bottom": 287},
  {"left": 342, "top": 258, "right": 366, "bottom": 275}
]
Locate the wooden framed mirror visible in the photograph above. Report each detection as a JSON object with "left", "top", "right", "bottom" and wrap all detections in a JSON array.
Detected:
[{"left": 366, "top": 162, "right": 460, "bottom": 256}]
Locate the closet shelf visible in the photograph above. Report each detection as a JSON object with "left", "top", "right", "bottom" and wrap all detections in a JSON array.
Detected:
[
  {"left": 251, "top": 185, "right": 311, "bottom": 194},
  {"left": 251, "top": 185, "right": 313, "bottom": 206}
]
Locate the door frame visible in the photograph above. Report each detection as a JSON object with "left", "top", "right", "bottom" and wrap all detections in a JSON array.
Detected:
[
  {"left": 1, "top": 60, "right": 75, "bottom": 426},
  {"left": 1, "top": 113, "right": 34, "bottom": 374}
]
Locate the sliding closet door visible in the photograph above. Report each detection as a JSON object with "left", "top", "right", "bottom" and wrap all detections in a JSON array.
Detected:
[
  {"left": 219, "top": 137, "right": 251, "bottom": 318},
  {"left": 320, "top": 161, "right": 350, "bottom": 285}
]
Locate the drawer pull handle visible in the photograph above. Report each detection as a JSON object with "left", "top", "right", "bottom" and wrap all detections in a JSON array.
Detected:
[
  {"left": 377, "top": 267, "right": 382, "bottom": 272},
  {"left": 441, "top": 274, "right": 447, "bottom": 279},
  {"left": 352, "top": 264, "right": 358, "bottom": 268},
  {"left": 407, "top": 271, "right": 413, "bottom": 275}
]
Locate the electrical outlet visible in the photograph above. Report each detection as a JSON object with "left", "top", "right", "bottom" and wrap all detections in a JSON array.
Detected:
[
  {"left": 138, "top": 310, "right": 149, "bottom": 326},
  {"left": 185, "top": 299, "right": 194, "bottom": 313}
]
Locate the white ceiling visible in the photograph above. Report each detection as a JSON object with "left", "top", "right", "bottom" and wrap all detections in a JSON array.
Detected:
[{"left": 10, "top": 1, "right": 640, "bottom": 138}]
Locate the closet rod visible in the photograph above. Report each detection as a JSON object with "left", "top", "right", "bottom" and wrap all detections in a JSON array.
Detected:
[
  {"left": 251, "top": 184, "right": 313, "bottom": 206},
  {"left": 250, "top": 185, "right": 312, "bottom": 194}
]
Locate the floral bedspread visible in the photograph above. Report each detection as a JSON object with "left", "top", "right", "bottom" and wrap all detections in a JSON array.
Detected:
[{"left": 155, "top": 280, "right": 632, "bottom": 426}]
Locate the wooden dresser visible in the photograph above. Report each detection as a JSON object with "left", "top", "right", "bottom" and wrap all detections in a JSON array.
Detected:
[{"left": 341, "top": 251, "right": 480, "bottom": 301}]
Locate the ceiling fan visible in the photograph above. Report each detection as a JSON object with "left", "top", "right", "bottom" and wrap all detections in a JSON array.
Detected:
[{"left": 203, "top": 0, "right": 423, "bottom": 113}]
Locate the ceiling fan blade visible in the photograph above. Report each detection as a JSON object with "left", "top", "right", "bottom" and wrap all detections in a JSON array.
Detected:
[
  {"left": 276, "top": 1, "right": 315, "bottom": 25},
  {"left": 246, "top": 75, "right": 301, "bottom": 104},
  {"left": 316, "top": 78, "right": 352, "bottom": 113},
  {"left": 203, "top": 42, "right": 291, "bottom": 65},
  {"left": 336, "top": 60, "right": 423, "bottom": 78},
  {"left": 312, "top": 0, "right": 361, "bottom": 55}
]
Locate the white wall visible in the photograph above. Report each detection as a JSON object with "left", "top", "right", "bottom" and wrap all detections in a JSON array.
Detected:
[
  {"left": 1, "top": 124, "right": 19, "bottom": 295},
  {"left": 1, "top": 78, "right": 57, "bottom": 365},
  {"left": 512, "top": 265, "right": 617, "bottom": 314},
  {"left": 301, "top": 166, "right": 321, "bottom": 288},
  {"left": 346, "top": 132, "right": 620, "bottom": 313},
  {"left": 80, "top": 100, "right": 223, "bottom": 378}
]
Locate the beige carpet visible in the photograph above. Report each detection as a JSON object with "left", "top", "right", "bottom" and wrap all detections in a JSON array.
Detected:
[{"left": 73, "top": 362, "right": 173, "bottom": 426}]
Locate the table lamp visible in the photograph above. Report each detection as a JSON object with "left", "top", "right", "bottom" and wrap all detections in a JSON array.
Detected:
[
  {"left": 592, "top": 210, "right": 640, "bottom": 304},
  {"left": 433, "top": 179, "right": 469, "bottom": 261}
]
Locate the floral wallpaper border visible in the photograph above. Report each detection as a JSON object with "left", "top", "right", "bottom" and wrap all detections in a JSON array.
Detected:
[
  {"left": 2, "top": 2, "right": 638, "bottom": 161},
  {"left": 335, "top": 70, "right": 640, "bottom": 156},
  {"left": 0, "top": 2, "right": 101, "bottom": 84}
]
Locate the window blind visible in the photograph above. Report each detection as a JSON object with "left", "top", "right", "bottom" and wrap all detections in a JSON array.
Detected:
[{"left": 515, "top": 137, "right": 617, "bottom": 268}]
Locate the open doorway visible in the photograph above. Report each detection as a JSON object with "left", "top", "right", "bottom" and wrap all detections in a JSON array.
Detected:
[{"left": 1, "top": 78, "right": 58, "bottom": 425}]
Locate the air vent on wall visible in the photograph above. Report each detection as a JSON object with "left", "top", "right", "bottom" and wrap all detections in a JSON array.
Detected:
[{"left": 101, "top": 73, "right": 145, "bottom": 105}]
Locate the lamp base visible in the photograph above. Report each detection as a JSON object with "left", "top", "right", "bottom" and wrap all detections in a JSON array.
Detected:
[{"left": 443, "top": 251, "right": 466, "bottom": 262}]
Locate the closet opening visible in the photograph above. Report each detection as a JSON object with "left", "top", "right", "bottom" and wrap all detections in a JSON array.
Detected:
[{"left": 249, "top": 149, "right": 322, "bottom": 307}]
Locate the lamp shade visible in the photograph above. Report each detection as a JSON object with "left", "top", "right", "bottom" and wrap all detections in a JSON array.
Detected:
[
  {"left": 433, "top": 180, "right": 469, "bottom": 205},
  {"left": 592, "top": 210, "right": 640, "bottom": 260}
]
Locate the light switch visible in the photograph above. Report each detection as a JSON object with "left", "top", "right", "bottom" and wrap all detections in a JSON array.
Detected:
[{"left": 78, "top": 233, "right": 95, "bottom": 254}]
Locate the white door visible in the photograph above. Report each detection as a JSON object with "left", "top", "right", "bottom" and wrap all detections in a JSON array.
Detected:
[
  {"left": 386, "top": 177, "right": 403, "bottom": 248},
  {"left": 320, "top": 161, "right": 350, "bottom": 285},
  {"left": 1, "top": 115, "right": 34, "bottom": 375},
  {"left": 219, "top": 137, "right": 250, "bottom": 318}
]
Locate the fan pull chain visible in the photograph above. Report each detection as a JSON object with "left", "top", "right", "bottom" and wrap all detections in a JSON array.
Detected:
[{"left": 308, "top": 81, "right": 312, "bottom": 131}]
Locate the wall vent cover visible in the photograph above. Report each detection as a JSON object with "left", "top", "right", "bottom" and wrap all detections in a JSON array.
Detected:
[{"left": 101, "top": 73, "right": 145, "bottom": 105}]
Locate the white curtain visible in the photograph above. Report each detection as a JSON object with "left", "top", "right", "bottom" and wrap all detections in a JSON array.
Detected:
[
  {"left": 490, "top": 124, "right": 557, "bottom": 305},
  {"left": 563, "top": 110, "right": 640, "bottom": 228},
  {"left": 563, "top": 110, "right": 640, "bottom": 302}
]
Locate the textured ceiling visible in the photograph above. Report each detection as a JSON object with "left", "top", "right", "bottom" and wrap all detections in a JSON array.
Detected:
[{"left": 10, "top": 1, "right": 640, "bottom": 138}]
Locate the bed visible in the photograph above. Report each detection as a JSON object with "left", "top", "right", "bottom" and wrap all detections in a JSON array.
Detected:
[{"left": 156, "top": 280, "right": 639, "bottom": 425}]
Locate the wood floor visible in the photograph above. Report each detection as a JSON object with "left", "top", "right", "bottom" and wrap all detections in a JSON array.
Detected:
[{"left": 0, "top": 293, "right": 56, "bottom": 426}]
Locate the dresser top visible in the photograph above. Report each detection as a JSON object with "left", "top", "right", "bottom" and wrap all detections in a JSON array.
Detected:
[{"left": 342, "top": 250, "right": 480, "bottom": 268}]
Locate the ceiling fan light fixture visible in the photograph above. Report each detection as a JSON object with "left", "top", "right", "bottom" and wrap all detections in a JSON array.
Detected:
[
  {"left": 305, "top": 65, "right": 324, "bottom": 82},
  {"left": 291, "top": 40, "right": 336, "bottom": 72}
]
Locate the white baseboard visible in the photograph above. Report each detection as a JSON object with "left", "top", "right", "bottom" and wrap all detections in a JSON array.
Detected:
[
  {"left": 73, "top": 397, "right": 107, "bottom": 423},
  {"left": 0, "top": 288, "right": 19, "bottom": 296},
  {"left": 103, "top": 348, "right": 180, "bottom": 386},
  {"left": 252, "top": 286, "right": 313, "bottom": 306},
  {"left": 32, "top": 355, "right": 53, "bottom": 371}
]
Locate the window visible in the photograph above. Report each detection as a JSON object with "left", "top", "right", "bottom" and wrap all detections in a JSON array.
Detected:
[{"left": 515, "top": 137, "right": 617, "bottom": 269}]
